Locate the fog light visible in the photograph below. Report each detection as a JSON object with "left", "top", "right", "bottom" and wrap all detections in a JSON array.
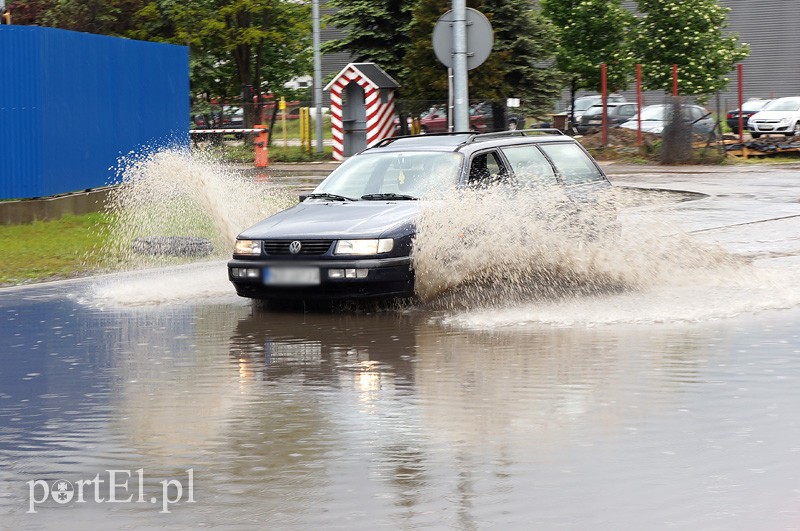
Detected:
[
  {"left": 356, "top": 269, "right": 369, "bottom": 278},
  {"left": 246, "top": 268, "right": 259, "bottom": 278},
  {"left": 329, "top": 269, "right": 344, "bottom": 279},
  {"left": 345, "top": 268, "right": 357, "bottom": 278}
]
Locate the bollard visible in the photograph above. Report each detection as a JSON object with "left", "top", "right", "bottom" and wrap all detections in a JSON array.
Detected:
[{"left": 254, "top": 125, "right": 269, "bottom": 168}]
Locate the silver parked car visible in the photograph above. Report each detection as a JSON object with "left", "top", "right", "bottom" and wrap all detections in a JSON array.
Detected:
[
  {"left": 747, "top": 97, "right": 800, "bottom": 138},
  {"left": 619, "top": 104, "right": 715, "bottom": 137}
]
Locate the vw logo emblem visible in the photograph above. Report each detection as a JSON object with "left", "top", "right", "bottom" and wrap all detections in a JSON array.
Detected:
[{"left": 289, "top": 241, "right": 302, "bottom": 254}]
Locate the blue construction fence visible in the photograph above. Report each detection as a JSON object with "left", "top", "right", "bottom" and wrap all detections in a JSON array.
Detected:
[{"left": 0, "top": 26, "right": 188, "bottom": 200}]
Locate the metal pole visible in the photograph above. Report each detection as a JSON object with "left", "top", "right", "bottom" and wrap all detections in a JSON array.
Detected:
[
  {"left": 312, "top": 0, "right": 324, "bottom": 153},
  {"left": 448, "top": 67, "right": 454, "bottom": 132},
  {"left": 737, "top": 63, "right": 744, "bottom": 144},
  {"left": 452, "top": 0, "right": 469, "bottom": 131},
  {"left": 672, "top": 64, "right": 679, "bottom": 96},
  {"left": 636, "top": 64, "right": 643, "bottom": 147},
  {"left": 601, "top": 63, "right": 608, "bottom": 147}
]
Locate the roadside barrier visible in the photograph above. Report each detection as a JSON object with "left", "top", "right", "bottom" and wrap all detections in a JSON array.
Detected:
[{"left": 189, "top": 126, "right": 269, "bottom": 167}]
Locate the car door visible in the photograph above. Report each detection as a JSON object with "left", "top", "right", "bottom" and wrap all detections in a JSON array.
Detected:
[
  {"left": 536, "top": 141, "right": 615, "bottom": 232},
  {"left": 466, "top": 150, "right": 510, "bottom": 188},
  {"left": 499, "top": 144, "right": 559, "bottom": 189}
]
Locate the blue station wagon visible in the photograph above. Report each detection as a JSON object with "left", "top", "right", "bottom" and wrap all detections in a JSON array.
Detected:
[{"left": 228, "top": 130, "right": 613, "bottom": 302}]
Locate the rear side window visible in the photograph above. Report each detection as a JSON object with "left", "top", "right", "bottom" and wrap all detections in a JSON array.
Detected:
[
  {"left": 500, "top": 145, "right": 557, "bottom": 187},
  {"left": 538, "top": 143, "right": 604, "bottom": 185}
]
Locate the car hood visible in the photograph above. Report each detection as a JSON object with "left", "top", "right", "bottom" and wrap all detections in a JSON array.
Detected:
[
  {"left": 620, "top": 120, "right": 663, "bottom": 132},
  {"left": 750, "top": 110, "right": 800, "bottom": 120},
  {"left": 238, "top": 201, "right": 420, "bottom": 240}
]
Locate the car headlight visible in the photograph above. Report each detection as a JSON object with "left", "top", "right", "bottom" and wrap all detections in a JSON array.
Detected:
[
  {"left": 779, "top": 118, "right": 791, "bottom": 125},
  {"left": 234, "top": 239, "right": 262, "bottom": 256},
  {"left": 334, "top": 239, "right": 393, "bottom": 255}
]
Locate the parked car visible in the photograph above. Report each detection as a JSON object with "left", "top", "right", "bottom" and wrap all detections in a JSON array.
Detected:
[
  {"left": 619, "top": 104, "right": 715, "bottom": 137},
  {"left": 566, "top": 94, "right": 627, "bottom": 125},
  {"left": 747, "top": 97, "right": 800, "bottom": 138},
  {"left": 221, "top": 106, "right": 244, "bottom": 128},
  {"left": 228, "top": 130, "right": 615, "bottom": 303},
  {"left": 471, "top": 101, "right": 526, "bottom": 131},
  {"left": 575, "top": 102, "right": 639, "bottom": 135},
  {"left": 418, "top": 105, "right": 488, "bottom": 133},
  {"left": 725, "top": 99, "right": 771, "bottom": 134}
]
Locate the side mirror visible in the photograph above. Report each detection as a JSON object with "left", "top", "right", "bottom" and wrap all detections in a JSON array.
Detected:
[{"left": 298, "top": 193, "right": 309, "bottom": 202}]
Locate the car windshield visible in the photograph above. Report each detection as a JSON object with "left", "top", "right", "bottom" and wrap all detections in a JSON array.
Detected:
[
  {"left": 742, "top": 100, "right": 770, "bottom": 111},
  {"left": 583, "top": 105, "right": 613, "bottom": 117},
  {"left": 574, "top": 98, "right": 599, "bottom": 112},
  {"left": 762, "top": 98, "right": 800, "bottom": 112},
  {"left": 313, "top": 151, "right": 463, "bottom": 200}
]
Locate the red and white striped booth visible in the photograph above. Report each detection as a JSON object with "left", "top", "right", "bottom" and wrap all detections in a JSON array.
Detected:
[{"left": 325, "top": 63, "right": 399, "bottom": 161}]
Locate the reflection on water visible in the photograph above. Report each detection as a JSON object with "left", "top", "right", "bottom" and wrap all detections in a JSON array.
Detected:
[{"left": 4, "top": 281, "right": 800, "bottom": 528}]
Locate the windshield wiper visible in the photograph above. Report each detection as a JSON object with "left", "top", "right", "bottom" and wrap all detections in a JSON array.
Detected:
[
  {"left": 360, "top": 193, "right": 417, "bottom": 201},
  {"left": 306, "top": 192, "right": 355, "bottom": 201}
]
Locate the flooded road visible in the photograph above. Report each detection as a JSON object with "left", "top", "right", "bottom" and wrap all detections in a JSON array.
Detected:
[{"left": 3, "top": 165, "right": 800, "bottom": 529}]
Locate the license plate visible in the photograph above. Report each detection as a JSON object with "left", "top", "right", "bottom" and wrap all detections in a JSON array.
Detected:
[{"left": 264, "top": 267, "right": 320, "bottom": 286}]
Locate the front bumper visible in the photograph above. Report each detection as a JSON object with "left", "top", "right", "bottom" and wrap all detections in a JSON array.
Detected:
[
  {"left": 227, "top": 256, "right": 414, "bottom": 300},
  {"left": 749, "top": 121, "right": 792, "bottom": 133}
]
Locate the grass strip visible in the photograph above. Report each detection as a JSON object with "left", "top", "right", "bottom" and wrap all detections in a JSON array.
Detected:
[{"left": 0, "top": 212, "right": 112, "bottom": 286}]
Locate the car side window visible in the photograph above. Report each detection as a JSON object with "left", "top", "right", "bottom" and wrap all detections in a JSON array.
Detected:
[
  {"left": 539, "top": 143, "right": 604, "bottom": 185},
  {"left": 500, "top": 145, "right": 557, "bottom": 187},
  {"left": 468, "top": 151, "right": 508, "bottom": 187},
  {"left": 619, "top": 105, "right": 636, "bottom": 117}
]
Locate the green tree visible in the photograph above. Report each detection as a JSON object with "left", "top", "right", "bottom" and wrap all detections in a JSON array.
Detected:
[
  {"left": 132, "top": 0, "right": 312, "bottom": 126},
  {"left": 487, "top": 0, "right": 562, "bottom": 118},
  {"left": 322, "top": 0, "right": 414, "bottom": 84},
  {"left": 633, "top": 0, "right": 749, "bottom": 97},
  {"left": 401, "top": 0, "right": 561, "bottom": 118},
  {"left": 541, "top": 0, "right": 635, "bottom": 122}
]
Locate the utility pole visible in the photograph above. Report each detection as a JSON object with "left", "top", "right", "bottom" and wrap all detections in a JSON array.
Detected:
[
  {"left": 312, "top": 0, "right": 324, "bottom": 153},
  {"left": 452, "top": 0, "right": 469, "bottom": 131}
]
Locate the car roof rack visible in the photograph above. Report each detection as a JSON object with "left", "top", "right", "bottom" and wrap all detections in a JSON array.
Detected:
[
  {"left": 372, "top": 128, "right": 565, "bottom": 149},
  {"left": 464, "top": 128, "right": 566, "bottom": 144},
  {"left": 372, "top": 131, "right": 474, "bottom": 148}
]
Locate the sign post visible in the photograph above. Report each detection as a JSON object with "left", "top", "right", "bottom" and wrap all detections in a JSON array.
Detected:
[{"left": 432, "top": 7, "right": 493, "bottom": 132}]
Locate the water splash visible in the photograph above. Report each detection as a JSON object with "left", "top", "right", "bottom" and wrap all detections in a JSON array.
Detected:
[
  {"left": 99, "top": 149, "right": 292, "bottom": 270},
  {"left": 411, "top": 186, "right": 752, "bottom": 315}
]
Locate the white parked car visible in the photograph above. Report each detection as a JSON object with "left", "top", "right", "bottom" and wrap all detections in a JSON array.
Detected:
[{"left": 747, "top": 97, "right": 800, "bottom": 138}]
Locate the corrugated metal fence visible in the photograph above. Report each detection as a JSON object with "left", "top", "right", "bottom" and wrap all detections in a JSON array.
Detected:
[{"left": 0, "top": 26, "right": 188, "bottom": 200}]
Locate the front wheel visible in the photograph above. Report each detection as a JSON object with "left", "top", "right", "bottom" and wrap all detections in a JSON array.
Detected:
[
  {"left": 507, "top": 119, "right": 518, "bottom": 131},
  {"left": 751, "top": 132, "right": 761, "bottom": 139},
  {"left": 786, "top": 122, "right": 800, "bottom": 137}
]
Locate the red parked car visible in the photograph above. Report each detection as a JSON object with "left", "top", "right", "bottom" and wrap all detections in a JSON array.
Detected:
[{"left": 419, "top": 105, "right": 488, "bottom": 133}]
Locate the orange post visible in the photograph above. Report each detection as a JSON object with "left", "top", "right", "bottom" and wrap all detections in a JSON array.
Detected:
[
  {"left": 254, "top": 125, "right": 269, "bottom": 168},
  {"left": 672, "top": 64, "right": 679, "bottom": 96}
]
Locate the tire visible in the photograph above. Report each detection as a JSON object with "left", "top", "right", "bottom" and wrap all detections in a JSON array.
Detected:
[
  {"left": 786, "top": 122, "right": 800, "bottom": 137},
  {"left": 420, "top": 125, "right": 429, "bottom": 134},
  {"left": 131, "top": 236, "right": 213, "bottom": 257},
  {"left": 750, "top": 132, "right": 761, "bottom": 139},
  {"left": 507, "top": 119, "right": 518, "bottom": 131}
]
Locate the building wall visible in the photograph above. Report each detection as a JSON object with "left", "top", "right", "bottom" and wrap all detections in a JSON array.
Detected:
[{"left": 0, "top": 26, "right": 188, "bottom": 199}]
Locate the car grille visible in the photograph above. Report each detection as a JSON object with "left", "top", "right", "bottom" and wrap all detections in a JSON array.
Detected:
[{"left": 263, "top": 240, "right": 333, "bottom": 255}]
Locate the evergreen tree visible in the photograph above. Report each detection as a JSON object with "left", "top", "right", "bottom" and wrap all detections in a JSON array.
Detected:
[
  {"left": 633, "top": 0, "right": 749, "bottom": 97},
  {"left": 402, "top": 0, "right": 561, "bottom": 118},
  {"left": 322, "top": 0, "right": 415, "bottom": 83}
]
